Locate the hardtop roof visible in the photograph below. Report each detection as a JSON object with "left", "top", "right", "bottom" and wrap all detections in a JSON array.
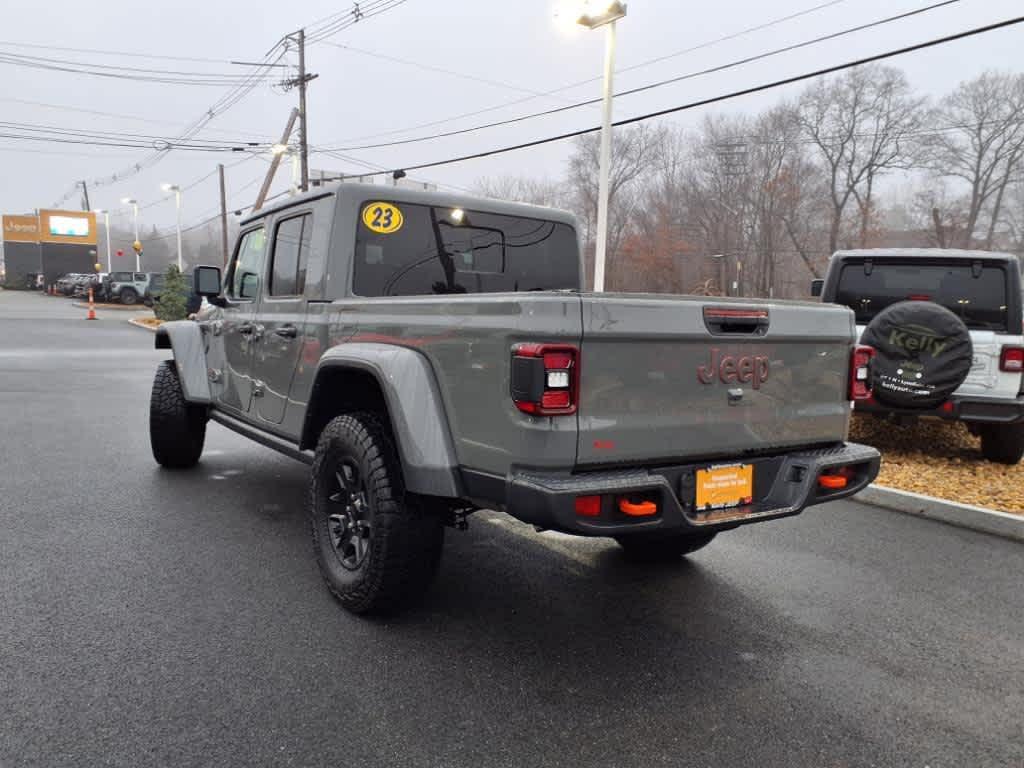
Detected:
[
  {"left": 831, "top": 248, "right": 1019, "bottom": 263},
  {"left": 240, "top": 182, "right": 578, "bottom": 229}
]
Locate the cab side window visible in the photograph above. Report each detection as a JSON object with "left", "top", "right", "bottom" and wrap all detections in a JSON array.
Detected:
[
  {"left": 229, "top": 227, "right": 267, "bottom": 300},
  {"left": 269, "top": 214, "right": 312, "bottom": 297}
]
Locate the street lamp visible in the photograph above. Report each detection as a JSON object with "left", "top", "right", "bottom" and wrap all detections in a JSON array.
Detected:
[
  {"left": 559, "top": 1, "right": 627, "bottom": 292},
  {"left": 162, "top": 183, "right": 183, "bottom": 272},
  {"left": 121, "top": 197, "right": 140, "bottom": 271},
  {"left": 271, "top": 144, "right": 301, "bottom": 195},
  {"left": 93, "top": 209, "right": 112, "bottom": 273}
]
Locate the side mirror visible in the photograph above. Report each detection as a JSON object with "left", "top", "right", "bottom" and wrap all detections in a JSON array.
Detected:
[
  {"left": 810, "top": 279, "right": 824, "bottom": 298},
  {"left": 193, "top": 265, "right": 222, "bottom": 297}
]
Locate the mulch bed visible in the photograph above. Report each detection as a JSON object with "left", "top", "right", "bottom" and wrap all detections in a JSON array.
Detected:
[{"left": 850, "top": 415, "right": 1024, "bottom": 515}]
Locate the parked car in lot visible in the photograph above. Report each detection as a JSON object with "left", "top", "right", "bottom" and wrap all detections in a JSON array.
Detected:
[
  {"left": 150, "top": 185, "right": 880, "bottom": 615},
  {"left": 72, "top": 273, "right": 106, "bottom": 300},
  {"left": 814, "top": 249, "right": 1024, "bottom": 463},
  {"left": 56, "top": 273, "right": 88, "bottom": 296},
  {"left": 107, "top": 271, "right": 151, "bottom": 305}
]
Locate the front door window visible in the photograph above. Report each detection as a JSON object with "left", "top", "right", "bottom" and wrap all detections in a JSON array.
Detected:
[{"left": 229, "top": 228, "right": 267, "bottom": 300}]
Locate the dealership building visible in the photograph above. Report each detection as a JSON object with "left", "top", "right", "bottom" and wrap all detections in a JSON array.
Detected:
[{"left": 2, "top": 210, "right": 98, "bottom": 289}]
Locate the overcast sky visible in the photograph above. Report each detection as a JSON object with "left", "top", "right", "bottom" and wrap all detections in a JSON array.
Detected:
[{"left": 1, "top": 0, "right": 1021, "bottom": 235}]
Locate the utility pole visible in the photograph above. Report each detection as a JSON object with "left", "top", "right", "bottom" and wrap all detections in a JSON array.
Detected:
[
  {"left": 253, "top": 108, "right": 299, "bottom": 211},
  {"left": 283, "top": 29, "right": 318, "bottom": 193},
  {"left": 297, "top": 28, "right": 309, "bottom": 193},
  {"left": 218, "top": 163, "right": 229, "bottom": 267},
  {"left": 80, "top": 180, "right": 90, "bottom": 211}
]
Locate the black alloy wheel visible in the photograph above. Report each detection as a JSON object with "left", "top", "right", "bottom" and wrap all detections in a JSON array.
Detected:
[{"left": 326, "top": 459, "right": 373, "bottom": 570}]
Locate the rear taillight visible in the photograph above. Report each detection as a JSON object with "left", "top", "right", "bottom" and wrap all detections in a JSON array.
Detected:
[
  {"left": 511, "top": 343, "right": 579, "bottom": 416},
  {"left": 850, "top": 345, "right": 875, "bottom": 401},
  {"left": 999, "top": 346, "right": 1024, "bottom": 373}
]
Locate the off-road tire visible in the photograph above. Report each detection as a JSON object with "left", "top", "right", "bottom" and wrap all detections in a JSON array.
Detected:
[
  {"left": 979, "top": 423, "right": 1024, "bottom": 465},
  {"left": 616, "top": 531, "right": 717, "bottom": 562},
  {"left": 149, "top": 360, "right": 206, "bottom": 468},
  {"left": 310, "top": 413, "right": 444, "bottom": 615},
  {"left": 119, "top": 287, "right": 138, "bottom": 305}
]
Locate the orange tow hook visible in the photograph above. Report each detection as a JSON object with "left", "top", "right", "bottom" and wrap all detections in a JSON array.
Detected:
[
  {"left": 818, "top": 473, "right": 848, "bottom": 490},
  {"left": 618, "top": 499, "right": 658, "bottom": 517}
]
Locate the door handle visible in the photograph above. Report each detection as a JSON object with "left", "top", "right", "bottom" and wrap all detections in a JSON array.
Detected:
[{"left": 274, "top": 325, "right": 298, "bottom": 339}]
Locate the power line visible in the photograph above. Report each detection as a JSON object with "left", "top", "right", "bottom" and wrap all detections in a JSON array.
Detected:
[
  {"left": 323, "top": 0, "right": 961, "bottom": 153},
  {"left": 320, "top": 0, "right": 855, "bottom": 147},
  {"left": 383, "top": 13, "right": 1024, "bottom": 176},
  {"left": 0, "top": 120, "right": 270, "bottom": 148},
  {"left": 0, "top": 39, "right": 242, "bottom": 65},
  {"left": 321, "top": 42, "right": 587, "bottom": 104},
  {"left": 0, "top": 50, "right": 277, "bottom": 86},
  {"left": 0, "top": 97, "right": 276, "bottom": 141},
  {"left": 305, "top": 0, "right": 410, "bottom": 44},
  {"left": 311, "top": 147, "right": 476, "bottom": 193}
]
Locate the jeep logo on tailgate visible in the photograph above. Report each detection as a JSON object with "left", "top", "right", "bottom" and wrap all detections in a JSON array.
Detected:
[{"left": 697, "top": 348, "right": 770, "bottom": 389}]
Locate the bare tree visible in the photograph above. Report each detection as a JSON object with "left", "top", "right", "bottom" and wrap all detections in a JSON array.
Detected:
[
  {"left": 799, "top": 65, "right": 925, "bottom": 252},
  {"left": 567, "top": 124, "right": 666, "bottom": 286},
  {"left": 923, "top": 71, "right": 1024, "bottom": 249},
  {"left": 473, "top": 176, "right": 569, "bottom": 209}
]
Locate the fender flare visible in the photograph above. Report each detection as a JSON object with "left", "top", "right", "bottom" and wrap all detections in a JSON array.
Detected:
[
  {"left": 306, "top": 343, "right": 461, "bottom": 498},
  {"left": 154, "top": 321, "right": 212, "bottom": 404}
]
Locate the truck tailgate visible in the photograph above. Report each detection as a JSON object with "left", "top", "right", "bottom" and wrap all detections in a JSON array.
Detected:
[{"left": 577, "top": 294, "right": 855, "bottom": 466}]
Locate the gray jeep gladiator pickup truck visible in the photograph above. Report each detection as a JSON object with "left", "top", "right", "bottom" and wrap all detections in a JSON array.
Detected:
[{"left": 150, "top": 184, "right": 880, "bottom": 614}]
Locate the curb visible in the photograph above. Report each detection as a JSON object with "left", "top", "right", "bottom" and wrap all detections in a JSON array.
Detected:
[
  {"left": 72, "top": 301, "right": 148, "bottom": 312},
  {"left": 857, "top": 485, "right": 1023, "bottom": 542},
  {"left": 128, "top": 318, "right": 160, "bottom": 332}
]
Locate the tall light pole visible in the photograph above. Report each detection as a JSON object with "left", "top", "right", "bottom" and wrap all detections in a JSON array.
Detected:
[
  {"left": 162, "top": 184, "right": 183, "bottom": 272},
  {"left": 272, "top": 143, "right": 300, "bottom": 195},
  {"left": 572, "top": 1, "right": 627, "bottom": 292},
  {"left": 94, "top": 209, "right": 112, "bottom": 273},
  {"left": 121, "top": 197, "right": 140, "bottom": 271}
]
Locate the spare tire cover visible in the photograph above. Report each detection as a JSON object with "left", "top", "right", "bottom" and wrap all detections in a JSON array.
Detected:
[{"left": 860, "top": 301, "right": 973, "bottom": 409}]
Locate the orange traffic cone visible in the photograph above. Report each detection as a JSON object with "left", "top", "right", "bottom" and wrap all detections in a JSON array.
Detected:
[{"left": 86, "top": 286, "right": 97, "bottom": 321}]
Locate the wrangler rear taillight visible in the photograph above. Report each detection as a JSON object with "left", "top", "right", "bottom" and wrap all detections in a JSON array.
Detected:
[
  {"left": 999, "top": 346, "right": 1024, "bottom": 373},
  {"left": 850, "top": 345, "right": 875, "bottom": 401},
  {"left": 511, "top": 343, "right": 579, "bottom": 416}
]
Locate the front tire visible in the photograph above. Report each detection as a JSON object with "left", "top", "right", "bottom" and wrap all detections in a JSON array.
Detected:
[
  {"left": 120, "top": 287, "right": 138, "bottom": 305},
  {"left": 616, "top": 531, "right": 717, "bottom": 562},
  {"left": 150, "top": 360, "right": 206, "bottom": 468},
  {"left": 310, "top": 413, "right": 444, "bottom": 615},
  {"left": 979, "top": 423, "right": 1024, "bottom": 465}
]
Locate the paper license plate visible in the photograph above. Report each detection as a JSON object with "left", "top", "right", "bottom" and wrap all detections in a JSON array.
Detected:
[{"left": 695, "top": 464, "right": 754, "bottom": 510}]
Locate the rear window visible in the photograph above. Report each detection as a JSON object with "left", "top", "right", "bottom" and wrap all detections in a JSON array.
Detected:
[
  {"left": 353, "top": 201, "right": 579, "bottom": 297},
  {"left": 835, "top": 262, "right": 1010, "bottom": 331}
]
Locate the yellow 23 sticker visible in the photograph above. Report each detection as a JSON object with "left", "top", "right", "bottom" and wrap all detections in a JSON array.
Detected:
[{"left": 362, "top": 202, "right": 404, "bottom": 234}]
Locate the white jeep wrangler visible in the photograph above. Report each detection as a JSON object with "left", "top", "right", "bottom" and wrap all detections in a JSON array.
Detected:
[{"left": 815, "top": 249, "right": 1024, "bottom": 464}]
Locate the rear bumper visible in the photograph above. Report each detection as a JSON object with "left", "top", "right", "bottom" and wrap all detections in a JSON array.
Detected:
[
  {"left": 856, "top": 395, "right": 1024, "bottom": 424},
  {"left": 502, "top": 442, "right": 881, "bottom": 537}
]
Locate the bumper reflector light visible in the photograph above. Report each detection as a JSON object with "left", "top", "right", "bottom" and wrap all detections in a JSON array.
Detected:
[{"left": 575, "top": 495, "right": 602, "bottom": 517}]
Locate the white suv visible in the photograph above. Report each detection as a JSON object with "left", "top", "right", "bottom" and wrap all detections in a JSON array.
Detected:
[{"left": 815, "top": 249, "right": 1024, "bottom": 464}]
